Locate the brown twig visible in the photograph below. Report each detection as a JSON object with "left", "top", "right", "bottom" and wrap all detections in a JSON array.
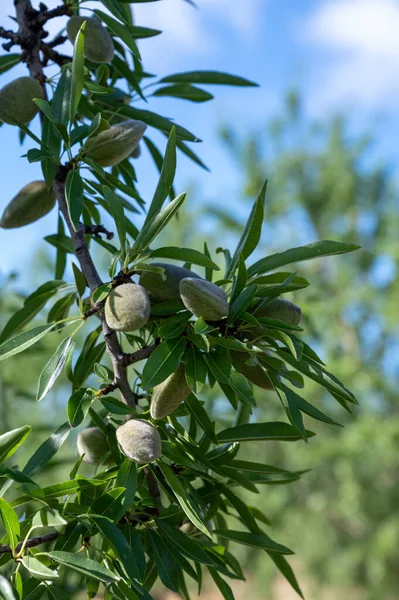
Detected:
[
  {"left": 36, "top": 4, "right": 72, "bottom": 26},
  {"left": 0, "top": 27, "right": 20, "bottom": 51},
  {"left": 123, "top": 341, "right": 160, "bottom": 367},
  {"left": 0, "top": 532, "right": 59, "bottom": 555},
  {"left": 84, "top": 224, "right": 115, "bottom": 240},
  {"left": 40, "top": 41, "right": 70, "bottom": 67}
]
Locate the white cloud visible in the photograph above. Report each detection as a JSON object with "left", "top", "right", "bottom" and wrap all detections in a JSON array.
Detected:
[
  {"left": 133, "top": 0, "right": 262, "bottom": 64},
  {"left": 301, "top": 0, "right": 399, "bottom": 109}
]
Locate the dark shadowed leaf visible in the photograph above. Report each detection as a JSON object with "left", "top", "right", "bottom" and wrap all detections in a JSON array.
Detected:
[
  {"left": 217, "top": 422, "right": 315, "bottom": 443},
  {"left": 160, "top": 70, "right": 258, "bottom": 87}
]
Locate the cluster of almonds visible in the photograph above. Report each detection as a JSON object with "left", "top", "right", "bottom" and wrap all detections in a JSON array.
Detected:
[
  {"left": 0, "top": 15, "right": 146, "bottom": 229},
  {"left": 76, "top": 266, "right": 302, "bottom": 467},
  {"left": 0, "top": 13, "right": 303, "bottom": 468}
]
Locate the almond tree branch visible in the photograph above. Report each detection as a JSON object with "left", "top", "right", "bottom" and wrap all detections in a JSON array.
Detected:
[
  {"left": 14, "top": 0, "right": 137, "bottom": 409},
  {"left": 0, "top": 532, "right": 59, "bottom": 555}
]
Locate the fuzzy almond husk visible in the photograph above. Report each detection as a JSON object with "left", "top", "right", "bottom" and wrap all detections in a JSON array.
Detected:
[
  {"left": 140, "top": 262, "right": 202, "bottom": 303},
  {"left": 232, "top": 352, "right": 274, "bottom": 390},
  {"left": 84, "top": 120, "right": 147, "bottom": 167},
  {"left": 105, "top": 283, "right": 151, "bottom": 332},
  {"left": 254, "top": 298, "right": 302, "bottom": 325},
  {"left": 0, "top": 181, "right": 56, "bottom": 229},
  {"left": 116, "top": 419, "right": 162, "bottom": 464},
  {"left": 150, "top": 364, "right": 191, "bottom": 420},
  {"left": 0, "top": 77, "right": 43, "bottom": 125},
  {"left": 77, "top": 427, "right": 110, "bottom": 464},
  {"left": 179, "top": 277, "right": 229, "bottom": 321},
  {"left": 67, "top": 16, "right": 115, "bottom": 63}
]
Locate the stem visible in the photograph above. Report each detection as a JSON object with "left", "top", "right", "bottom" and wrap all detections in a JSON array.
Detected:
[{"left": 0, "top": 532, "right": 59, "bottom": 555}]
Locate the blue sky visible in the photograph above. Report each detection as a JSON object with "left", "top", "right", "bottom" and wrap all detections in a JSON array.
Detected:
[{"left": 0, "top": 0, "right": 398, "bottom": 282}]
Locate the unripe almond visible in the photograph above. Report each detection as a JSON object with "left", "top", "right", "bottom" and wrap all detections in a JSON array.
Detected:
[
  {"left": 105, "top": 283, "right": 151, "bottom": 332},
  {"left": 179, "top": 278, "right": 229, "bottom": 321},
  {"left": 0, "top": 77, "right": 43, "bottom": 125},
  {"left": 77, "top": 427, "right": 109, "bottom": 464},
  {"left": 116, "top": 419, "right": 162, "bottom": 464},
  {"left": 150, "top": 364, "right": 191, "bottom": 420},
  {"left": 84, "top": 120, "right": 147, "bottom": 167},
  {"left": 140, "top": 263, "right": 201, "bottom": 303},
  {"left": 0, "top": 181, "right": 56, "bottom": 229},
  {"left": 131, "top": 144, "right": 141, "bottom": 159},
  {"left": 255, "top": 298, "right": 302, "bottom": 325},
  {"left": 232, "top": 352, "right": 274, "bottom": 390},
  {"left": 67, "top": 16, "right": 115, "bottom": 64}
]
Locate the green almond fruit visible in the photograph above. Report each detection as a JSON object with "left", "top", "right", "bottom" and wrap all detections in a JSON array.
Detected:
[
  {"left": 105, "top": 283, "right": 151, "bottom": 332},
  {"left": 140, "top": 263, "right": 201, "bottom": 303},
  {"left": 179, "top": 277, "right": 229, "bottom": 321},
  {"left": 0, "top": 181, "right": 56, "bottom": 229},
  {"left": 254, "top": 298, "right": 302, "bottom": 325},
  {"left": 232, "top": 352, "right": 274, "bottom": 390},
  {"left": 67, "top": 16, "right": 115, "bottom": 64},
  {"left": 77, "top": 427, "right": 110, "bottom": 464},
  {"left": 0, "top": 76, "right": 43, "bottom": 125},
  {"left": 131, "top": 144, "right": 141, "bottom": 159},
  {"left": 84, "top": 120, "right": 147, "bottom": 167},
  {"left": 150, "top": 364, "right": 191, "bottom": 420},
  {"left": 116, "top": 419, "right": 162, "bottom": 464}
]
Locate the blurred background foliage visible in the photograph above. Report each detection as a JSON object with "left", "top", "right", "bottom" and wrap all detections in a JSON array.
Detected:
[{"left": 1, "top": 92, "right": 398, "bottom": 600}]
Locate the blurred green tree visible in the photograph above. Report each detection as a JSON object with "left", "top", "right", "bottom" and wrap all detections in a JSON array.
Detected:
[{"left": 203, "top": 92, "right": 399, "bottom": 600}]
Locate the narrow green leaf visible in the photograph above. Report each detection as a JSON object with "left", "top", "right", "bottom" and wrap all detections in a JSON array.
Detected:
[
  {"left": 0, "top": 498, "right": 20, "bottom": 550},
  {"left": 160, "top": 70, "right": 259, "bottom": 87},
  {"left": 148, "top": 246, "right": 219, "bottom": 270},
  {"left": 0, "top": 324, "right": 54, "bottom": 363},
  {"left": 144, "top": 127, "right": 177, "bottom": 224},
  {"left": 214, "top": 529, "right": 293, "bottom": 554},
  {"left": 23, "top": 422, "right": 71, "bottom": 477},
  {"left": 67, "top": 388, "right": 93, "bottom": 427},
  {"left": 157, "top": 462, "right": 212, "bottom": 539},
  {"left": 72, "top": 263, "right": 86, "bottom": 298},
  {"left": 227, "top": 180, "right": 266, "bottom": 278},
  {"left": 208, "top": 567, "right": 235, "bottom": 600},
  {"left": 65, "top": 170, "right": 84, "bottom": 231},
  {"left": 156, "top": 519, "right": 213, "bottom": 565},
  {"left": 147, "top": 529, "right": 180, "bottom": 592},
  {"left": 185, "top": 394, "right": 217, "bottom": 443},
  {"left": 141, "top": 338, "right": 187, "bottom": 390},
  {"left": 0, "top": 53, "right": 20, "bottom": 75},
  {"left": 0, "top": 425, "right": 31, "bottom": 463},
  {"left": 217, "top": 422, "right": 315, "bottom": 443},
  {"left": 22, "top": 557, "right": 58, "bottom": 580},
  {"left": 91, "top": 516, "right": 142, "bottom": 590},
  {"left": 103, "top": 186, "right": 126, "bottom": 261},
  {"left": 0, "top": 575, "right": 17, "bottom": 600},
  {"left": 46, "top": 551, "right": 119, "bottom": 583},
  {"left": 227, "top": 285, "right": 258, "bottom": 324},
  {"left": 154, "top": 84, "right": 213, "bottom": 103},
  {"left": 185, "top": 347, "right": 207, "bottom": 394},
  {"left": 32, "top": 509, "right": 67, "bottom": 530},
  {"left": 70, "top": 20, "right": 86, "bottom": 122},
  {"left": 37, "top": 338, "right": 74, "bottom": 402},
  {"left": 94, "top": 10, "right": 141, "bottom": 59},
  {"left": 0, "top": 292, "right": 55, "bottom": 344},
  {"left": 248, "top": 240, "right": 360, "bottom": 277}
]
